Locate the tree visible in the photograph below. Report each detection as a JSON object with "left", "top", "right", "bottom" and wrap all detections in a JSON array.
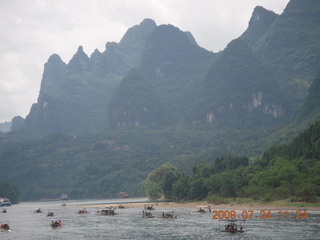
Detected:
[
  {"left": 189, "top": 177, "right": 208, "bottom": 200},
  {"left": 143, "top": 162, "right": 180, "bottom": 200},
  {"left": 0, "top": 181, "right": 20, "bottom": 204},
  {"left": 172, "top": 175, "right": 191, "bottom": 201}
]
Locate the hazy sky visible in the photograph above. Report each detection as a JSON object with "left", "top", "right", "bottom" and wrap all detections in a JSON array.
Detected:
[{"left": 0, "top": 0, "right": 290, "bottom": 122}]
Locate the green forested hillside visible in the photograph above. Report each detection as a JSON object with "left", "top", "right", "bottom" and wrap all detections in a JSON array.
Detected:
[
  {"left": 0, "top": 125, "right": 273, "bottom": 201},
  {"left": 108, "top": 68, "right": 168, "bottom": 127},
  {"left": 299, "top": 70, "right": 320, "bottom": 121},
  {"left": 139, "top": 24, "right": 217, "bottom": 122},
  {"left": 262, "top": 120, "right": 320, "bottom": 161},
  {"left": 145, "top": 121, "right": 320, "bottom": 202},
  {"left": 189, "top": 39, "right": 293, "bottom": 128},
  {"left": 251, "top": 0, "right": 320, "bottom": 108}
]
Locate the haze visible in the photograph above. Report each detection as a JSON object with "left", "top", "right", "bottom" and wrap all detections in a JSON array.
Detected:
[{"left": 0, "top": 0, "right": 289, "bottom": 122}]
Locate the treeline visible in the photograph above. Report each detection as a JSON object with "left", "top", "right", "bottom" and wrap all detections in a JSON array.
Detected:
[
  {"left": 0, "top": 181, "right": 20, "bottom": 204},
  {"left": 144, "top": 121, "right": 320, "bottom": 202},
  {"left": 262, "top": 120, "right": 320, "bottom": 162},
  {"left": 0, "top": 125, "right": 270, "bottom": 201}
]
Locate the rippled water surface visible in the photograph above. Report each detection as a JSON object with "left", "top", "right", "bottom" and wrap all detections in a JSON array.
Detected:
[{"left": 0, "top": 198, "right": 319, "bottom": 239}]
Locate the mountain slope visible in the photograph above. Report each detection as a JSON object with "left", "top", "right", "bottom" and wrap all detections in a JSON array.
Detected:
[
  {"left": 251, "top": 0, "right": 320, "bottom": 108},
  {"left": 108, "top": 68, "right": 167, "bottom": 127},
  {"left": 22, "top": 19, "right": 157, "bottom": 136},
  {"left": 139, "top": 24, "right": 218, "bottom": 121},
  {"left": 239, "top": 6, "right": 278, "bottom": 46},
  {"left": 299, "top": 70, "right": 320, "bottom": 120},
  {"left": 189, "top": 39, "right": 293, "bottom": 128}
]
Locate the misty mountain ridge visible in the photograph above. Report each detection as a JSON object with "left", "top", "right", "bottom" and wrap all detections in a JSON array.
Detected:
[
  {"left": 241, "top": 0, "right": 320, "bottom": 109},
  {"left": 5, "top": 1, "right": 320, "bottom": 146}
]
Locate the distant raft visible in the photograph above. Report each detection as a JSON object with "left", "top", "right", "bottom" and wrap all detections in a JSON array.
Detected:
[
  {"left": 142, "top": 210, "right": 155, "bottom": 218},
  {"left": 77, "top": 208, "right": 89, "bottom": 214},
  {"left": 0, "top": 223, "right": 10, "bottom": 231},
  {"left": 47, "top": 211, "right": 54, "bottom": 217},
  {"left": 161, "top": 211, "right": 177, "bottom": 219},
  {"left": 50, "top": 220, "right": 62, "bottom": 228},
  {"left": 97, "top": 208, "right": 117, "bottom": 216},
  {"left": 215, "top": 220, "right": 246, "bottom": 233}
]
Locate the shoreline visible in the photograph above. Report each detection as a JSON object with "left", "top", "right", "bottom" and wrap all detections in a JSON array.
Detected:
[{"left": 77, "top": 200, "right": 320, "bottom": 211}]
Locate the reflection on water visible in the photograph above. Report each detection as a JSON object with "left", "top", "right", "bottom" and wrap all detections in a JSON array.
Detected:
[{"left": 0, "top": 199, "right": 319, "bottom": 240}]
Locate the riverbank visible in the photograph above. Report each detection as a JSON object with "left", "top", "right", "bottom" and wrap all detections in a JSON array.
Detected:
[{"left": 78, "top": 199, "right": 320, "bottom": 211}]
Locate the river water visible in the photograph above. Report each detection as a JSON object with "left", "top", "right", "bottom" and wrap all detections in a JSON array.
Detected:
[{"left": 0, "top": 198, "right": 319, "bottom": 239}]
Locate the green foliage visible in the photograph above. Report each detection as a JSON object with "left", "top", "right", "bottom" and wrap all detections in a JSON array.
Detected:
[
  {"left": 0, "top": 124, "right": 275, "bottom": 201},
  {"left": 189, "top": 39, "right": 293, "bottom": 128},
  {"left": 0, "top": 181, "right": 20, "bottom": 204},
  {"left": 262, "top": 120, "right": 320, "bottom": 162},
  {"left": 144, "top": 162, "right": 180, "bottom": 200},
  {"left": 172, "top": 175, "right": 191, "bottom": 201},
  {"left": 143, "top": 120, "right": 320, "bottom": 202},
  {"left": 189, "top": 177, "right": 208, "bottom": 200},
  {"left": 108, "top": 68, "right": 168, "bottom": 127},
  {"left": 299, "top": 70, "right": 320, "bottom": 120},
  {"left": 251, "top": 0, "right": 320, "bottom": 108}
]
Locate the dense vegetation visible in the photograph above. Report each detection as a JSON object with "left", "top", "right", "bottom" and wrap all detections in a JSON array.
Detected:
[
  {"left": 0, "top": 125, "right": 276, "bottom": 201},
  {"left": 1, "top": 1, "right": 320, "bottom": 202},
  {"left": 189, "top": 39, "right": 293, "bottom": 128},
  {"left": 145, "top": 121, "right": 320, "bottom": 202},
  {"left": 0, "top": 181, "right": 20, "bottom": 204}
]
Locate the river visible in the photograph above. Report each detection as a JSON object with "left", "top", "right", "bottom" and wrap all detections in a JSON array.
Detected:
[{"left": 0, "top": 198, "right": 319, "bottom": 239}]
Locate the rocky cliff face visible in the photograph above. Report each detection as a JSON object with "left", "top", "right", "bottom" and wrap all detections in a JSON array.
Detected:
[
  {"left": 249, "top": 0, "right": 320, "bottom": 108},
  {"left": 239, "top": 6, "right": 278, "bottom": 46},
  {"left": 22, "top": 19, "right": 157, "bottom": 136},
  {"left": 108, "top": 68, "right": 167, "bottom": 127},
  {"left": 299, "top": 69, "right": 320, "bottom": 121},
  {"left": 189, "top": 39, "right": 293, "bottom": 128},
  {"left": 18, "top": 1, "right": 320, "bottom": 136},
  {"left": 139, "top": 24, "right": 217, "bottom": 121}
]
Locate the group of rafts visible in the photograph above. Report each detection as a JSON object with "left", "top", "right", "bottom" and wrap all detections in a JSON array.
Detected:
[
  {"left": 1, "top": 204, "right": 245, "bottom": 233},
  {"left": 142, "top": 205, "right": 178, "bottom": 219},
  {"left": 32, "top": 208, "right": 62, "bottom": 229}
]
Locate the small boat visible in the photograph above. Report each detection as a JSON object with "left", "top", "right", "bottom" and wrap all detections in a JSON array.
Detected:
[
  {"left": 215, "top": 220, "right": 246, "bottom": 233},
  {"left": 97, "top": 208, "right": 117, "bottom": 216},
  {"left": 35, "top": 208, "right": 42, "bottom": 213},
  {"left": 161, "top": 211, "right": 177, "bottom": 219},
  {"left": 77, "top": 208, "right": 89, "bottom": 214},
  {"left": 60, "top": 194, "right": 68, "bottom": 201},
  {"left": 0, "top": 198, "right": 11, "bottom": 207},
  {"left": 191, "top": 206, "right": 211, "bottom": 214},
  {"left": 144, "top": 205, "right": 155, "bottom": 210},
  {"left": 0, "top": 223, "right": 10, "bottom": 231},
  {"left": 50, "top": 220, "right": 62, "bottom": 228},
  {"left": 142, "top": 210, "right": 155, "bottom": 218},
  {"left": 47, "top": 211, "right": 54, "bottom": 217}
]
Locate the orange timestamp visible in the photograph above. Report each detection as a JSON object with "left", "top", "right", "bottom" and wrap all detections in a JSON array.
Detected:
[{"left": 212, "top": 210, "right": 307, "bottom": 220}]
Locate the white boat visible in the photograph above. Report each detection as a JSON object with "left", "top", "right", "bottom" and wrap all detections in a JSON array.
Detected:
[
  {"left": 60, "top": 194, "right": 68, "bottom": 201},
  {"left": 0, "top": 198, "right": 11, "bottom": 207}
]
